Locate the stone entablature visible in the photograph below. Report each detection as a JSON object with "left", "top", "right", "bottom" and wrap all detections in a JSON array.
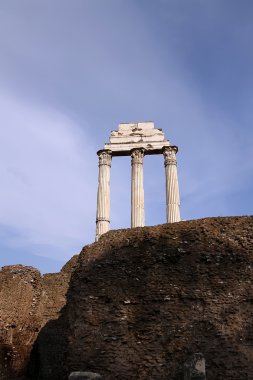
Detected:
[
  {"left": 104, "top": 121, "right": 170, "bottom": 156},
  {"left": 95, "top": 122, "right": 181, "bottom": 241}
]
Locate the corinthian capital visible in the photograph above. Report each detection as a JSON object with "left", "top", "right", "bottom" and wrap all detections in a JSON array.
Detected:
[
  {"left": 97, "top": 150, "right": 112, "bottom": 167},
  {"left": 131, "top": 148, "right": 145, "bottom": 165},
  {"left": 163, "top": 146, "right": 178, "bottom": 166}
]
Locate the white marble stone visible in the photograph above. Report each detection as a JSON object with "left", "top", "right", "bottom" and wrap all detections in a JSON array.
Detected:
[
  {"left": 95, "top": 150, "right": 112, "bottom": 241},
  {"left": 163, "top": 146, "right": 181, "bottom": 223},
  {"left": 131, "top": 148, "right": 145, "bottom": 227},
  {"left": 95, "top": 122, "right": 181, "bottom": 241},
  {"left": 119, "top": 121, "right": 154, "bottom": 131},
  {"left": 105, "top": 121, "right": 170, "bottom": 155}
]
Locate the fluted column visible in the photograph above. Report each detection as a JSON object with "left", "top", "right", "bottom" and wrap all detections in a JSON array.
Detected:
[
  {"left": 163, "top": 146, "right": 181, "bottom": 223},
  {"left": 131, "top": 148, "right": 145, "bottom": 228},
  {"left": 95, "top": 150, "right": 112, "bottom": 241}
]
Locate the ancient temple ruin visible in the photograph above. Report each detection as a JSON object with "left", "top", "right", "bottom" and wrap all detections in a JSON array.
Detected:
[{"left": 95, "top": 122, "right": 180, "bottom": 241}]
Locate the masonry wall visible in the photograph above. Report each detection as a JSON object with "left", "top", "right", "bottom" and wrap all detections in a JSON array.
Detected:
[
  {"left": 0, "top": 255, "right": 78, "bottom": 380},
  {"left": 30, "top": 216, "right": 253, "bottom": 380}
]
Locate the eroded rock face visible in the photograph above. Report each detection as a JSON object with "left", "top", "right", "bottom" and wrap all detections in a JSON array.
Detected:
[
  {"left": 1, "top": 217, "right": 253, "bottom": 380},
  {"left": 0, "top": 255, "right": 78, "bottom": 380},
  {"left": 30, "top": 216, "right": 253, "bottom": 380}
]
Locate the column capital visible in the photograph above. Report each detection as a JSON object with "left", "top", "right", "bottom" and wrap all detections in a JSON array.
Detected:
[
  {"left": 163, "top": 146, "right": 178, "bottom": 166},
  {"left": 97, "top": 149, "right": 112, "bottom": 167},
  {"left": 131, "top": 148, "right": 145, "bottom": 165}
]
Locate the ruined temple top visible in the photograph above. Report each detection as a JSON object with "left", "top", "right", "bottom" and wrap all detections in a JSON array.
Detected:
[{"left": 103, "top": 121, "right": 170, "bottom": 156}]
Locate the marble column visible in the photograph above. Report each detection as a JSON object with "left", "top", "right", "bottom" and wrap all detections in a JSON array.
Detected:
[
  {"left": 163, "top": 146, "right": 181, "bottom": 223},
  {"left": 131, "top": 148, "right": 145, "bottom": 228},
  {"left": 95, "top": 150, "right": 112, "bottom": 241}
]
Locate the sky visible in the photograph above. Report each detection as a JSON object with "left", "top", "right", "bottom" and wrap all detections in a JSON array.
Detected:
[{"left": 0, "top": 0, "right": 252, "bottom": 273}]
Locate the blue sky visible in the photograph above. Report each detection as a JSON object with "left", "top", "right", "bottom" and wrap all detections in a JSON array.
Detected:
[{"left": 0, "top": 0, "right": 252, "bottom": 273}]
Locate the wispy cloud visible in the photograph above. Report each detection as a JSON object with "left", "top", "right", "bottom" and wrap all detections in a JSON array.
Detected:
[{"left": 0, "top": 89, "right": 97, "bottom": 261}]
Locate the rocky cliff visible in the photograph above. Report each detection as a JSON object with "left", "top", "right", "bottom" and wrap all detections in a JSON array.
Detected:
[{"left": 1, "top": 216, "right": 253, "bottom": 379}]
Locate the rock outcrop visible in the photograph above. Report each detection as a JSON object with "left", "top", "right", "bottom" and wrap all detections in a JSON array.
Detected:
[{"left": 1, "top": 216, "right": 253, "bottom": 379}]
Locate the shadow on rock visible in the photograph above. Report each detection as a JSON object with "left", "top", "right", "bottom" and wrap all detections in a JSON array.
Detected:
[{"left": 27, "top": 217, "right": 253, "bottom": 380}]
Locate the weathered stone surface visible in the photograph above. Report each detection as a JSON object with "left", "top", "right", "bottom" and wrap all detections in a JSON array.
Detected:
[
  {"left": 104, "top": 122, "right": 170, "bottom": 155},
  {"left": 29, "top": 216, "right": 253, "bottom": 380},
  {"left": 0, "top": 255, "right": 78, "bottom": 380},
  {"left": 69, "top": 371, "right": 102, "bottom": 379},
  {"left": 1, "top": 216, "right": 253, "bottom": 379}
]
